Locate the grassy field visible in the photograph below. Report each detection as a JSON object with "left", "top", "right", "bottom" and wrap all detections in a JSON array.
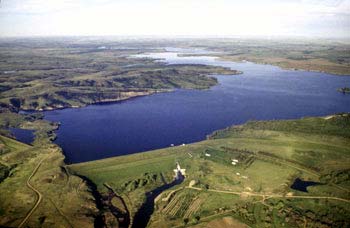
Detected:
[
  {"left": 70, "top": 113, "right": 350, "bottom": 228},
  {"left": 0, "top": 120, "right": 99, "bottom": 227}
]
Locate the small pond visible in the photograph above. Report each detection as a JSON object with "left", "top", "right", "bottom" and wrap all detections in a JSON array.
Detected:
[{"left": 290, "top": 178, "right": 321, "bottom": 192}]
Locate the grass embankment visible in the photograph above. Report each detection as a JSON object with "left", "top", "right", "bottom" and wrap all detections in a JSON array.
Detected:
[
  {"left": 0, "top": 113, "right": 99, "bottom": 228},
  {"left": 70, "top": 113, "right": 350, "bottom": 228}
]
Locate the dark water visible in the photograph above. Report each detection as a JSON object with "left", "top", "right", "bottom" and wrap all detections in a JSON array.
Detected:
[
  {"left": 43, "top": 52, "right": 350, "bottom": 163},
  {"left": 290, "top": 178, "right": 321, "bottom": 192},
  {"left": 9, "top": 127, "right": 35, "bottom": 145},
  {"left": 132, "top": 173, "right": 184, "bottom": 228}
]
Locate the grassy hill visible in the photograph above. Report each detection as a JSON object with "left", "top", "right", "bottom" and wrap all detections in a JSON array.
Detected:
[
  {"left": 0, "top": 38, "right": 239, "bottom": 112},
  {"left": 70, "top": 113, "right": 350, "bottom": 228},
  {"left": 0, "top": 123, "right": 99, "bottom": 227}
]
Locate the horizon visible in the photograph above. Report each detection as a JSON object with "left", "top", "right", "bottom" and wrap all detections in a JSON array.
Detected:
[
  {"left": 0, "top": 34, "right": 349, "bottom": 42},
  {"left": 0, "top": 0, "right": 349, "bottom": 39}
]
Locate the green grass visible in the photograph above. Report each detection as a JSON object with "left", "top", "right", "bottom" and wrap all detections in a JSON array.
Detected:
[{"left": 0, "top": 135, "right": 30, "bottom": 153}]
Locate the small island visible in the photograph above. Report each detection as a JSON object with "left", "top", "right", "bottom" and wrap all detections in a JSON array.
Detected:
[{"left": 337, "top": 87, "right": 350, "bottom": 94}]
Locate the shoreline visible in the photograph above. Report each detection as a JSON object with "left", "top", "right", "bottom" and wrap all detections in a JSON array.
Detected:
[
  {"left": 17, "top": 89, "right": 172, "bottom": 113},
  {"left": 177, "top": 53, "right": 350, "bottom": 76},
  {"left": 218, "top": 56, "right": 350, "bottom": 76},
  {"left": 68, "top": 113, "right": 348, "bottom": 166},
  {"left": 15, "top": 71, "right": 241, "bottom": 113}
]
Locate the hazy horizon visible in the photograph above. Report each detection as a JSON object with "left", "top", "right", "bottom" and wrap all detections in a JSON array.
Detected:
[{"left": 0, "top": 0, "right": 349, "bottom": 39}]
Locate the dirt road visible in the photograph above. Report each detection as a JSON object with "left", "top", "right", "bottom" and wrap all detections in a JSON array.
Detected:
[
  {"left": 186, "top": 186, "right": 350, "bottom": 203},
  {"left": 18, "top": 157, "right": 46, "bottom": 228}
]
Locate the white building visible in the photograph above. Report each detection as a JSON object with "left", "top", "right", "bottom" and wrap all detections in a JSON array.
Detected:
[{"left": 174, "top": 162, "right": 186, "bottom": 179}]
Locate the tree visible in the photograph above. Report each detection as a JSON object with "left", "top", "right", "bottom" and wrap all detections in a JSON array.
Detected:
[{"left": 183, "top": 218, "right": 189, "bottom": 225}]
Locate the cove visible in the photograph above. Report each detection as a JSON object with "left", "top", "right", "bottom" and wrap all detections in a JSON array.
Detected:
[
  {"left": 9, "top": 127, "right": 35, "bottom": 145},
  {"left": 43, "top": 50, "right": 350, "bottom": 163}
]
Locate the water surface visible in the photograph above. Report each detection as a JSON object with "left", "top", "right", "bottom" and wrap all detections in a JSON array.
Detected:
[
  {"left": 43, "top": 51, "right": 350, "bottom": 163},
  {"left": 290, "top": 178, "right": 321, "bottom": 192},
  {"left": 132, "top": 173, "right": 184, "bottom": 228},
  {"left": 9, "top": 127, "right": 35, "bottom": 145}
]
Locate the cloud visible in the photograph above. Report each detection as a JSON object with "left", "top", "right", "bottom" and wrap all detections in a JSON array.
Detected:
[{"left": 0, "top": 0, "right": 114, "bottom": 14}]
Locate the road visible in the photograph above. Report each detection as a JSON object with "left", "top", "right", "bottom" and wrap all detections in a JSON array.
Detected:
[
  {"left": 186, "top": 186, "right": 350, "bottom": 203},
  {"left": 18, "top": 157, "right": 46, "bottom": 228}
]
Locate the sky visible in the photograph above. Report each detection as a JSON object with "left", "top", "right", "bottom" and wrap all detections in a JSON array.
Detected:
[{"left": 0, "top": 0, "right": 349, "bottom": 38}]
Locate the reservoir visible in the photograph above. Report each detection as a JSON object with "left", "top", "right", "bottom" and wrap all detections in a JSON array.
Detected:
[{"left": 42, "top": 50, "right": 350, "bottom": 163}]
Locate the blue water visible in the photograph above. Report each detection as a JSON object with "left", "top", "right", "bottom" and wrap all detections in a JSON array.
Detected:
[
  {"left": 9, "top": 127, "right": 35, "bottom": 145},
  {"left": 43, "top": 52, "right": 350, "bottom": 163}
]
